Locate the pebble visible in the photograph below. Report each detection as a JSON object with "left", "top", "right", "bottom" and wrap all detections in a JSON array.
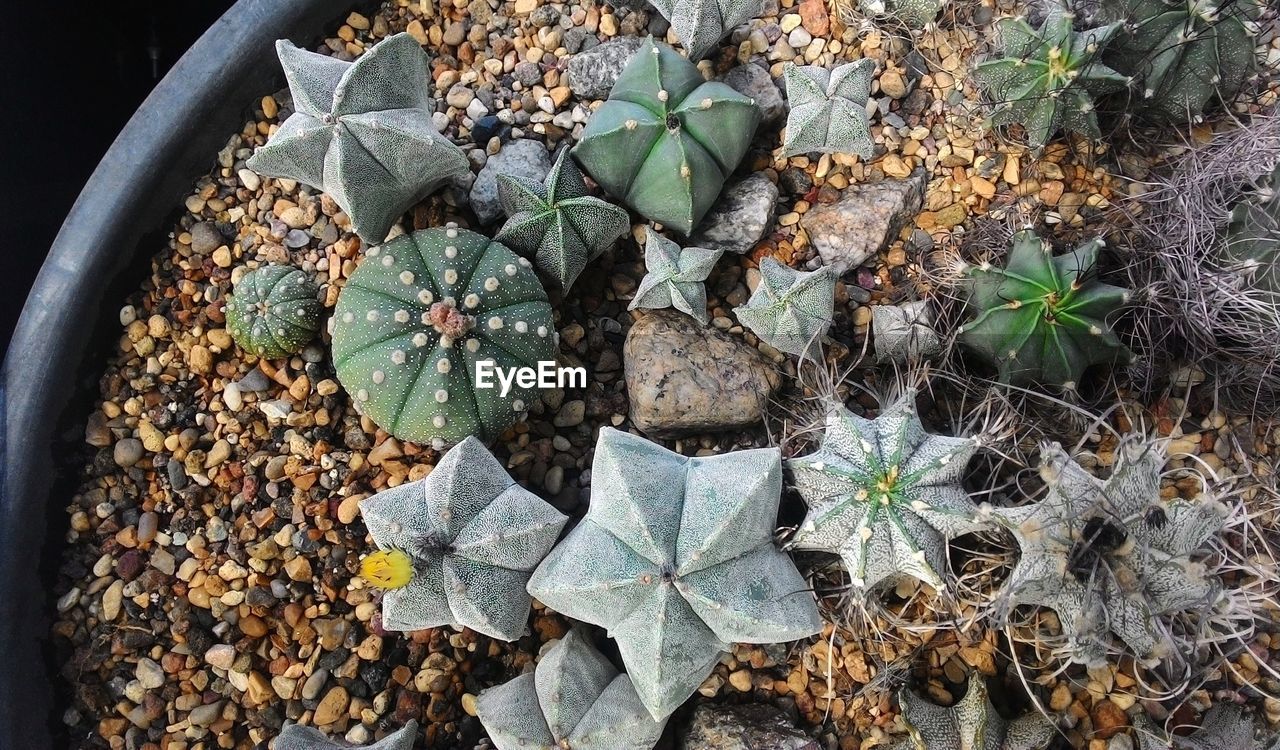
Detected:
[
  {"left": 469, "top": 139, "right": 552, "bottom": 224},
  {"left": 314, "top": 686, "right": 350, "bottom": 725},
  {"left": 189, "top": 222, "right": 223, "bottom": 255},
  {"left": 690, "top": 173, "right": 779, "bottom": 255},
  {"left": 553, "top": 401, "right": 586, "bottom": 428},
  {"left": 800, "top": 169, "right": 927, "bottom": 274},
  {"left": 722, "top": 63, "right": 786, "bottom": 125},
  {"left": 135, "top": 658, "right": 164, "bottom": 690},
  {"left": 100, "top": 581, "right": 122, "bottom": 621},
  {"left": 114, "top": 438, "right": 143, "bottom": 468},
  {"left": 566, "top": 37, "right": 645, "bottom": 99}
]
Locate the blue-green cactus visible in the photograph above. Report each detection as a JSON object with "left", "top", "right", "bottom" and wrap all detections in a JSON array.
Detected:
[{"left": 224, "top": 265, "right": 322, "bottom": 358}]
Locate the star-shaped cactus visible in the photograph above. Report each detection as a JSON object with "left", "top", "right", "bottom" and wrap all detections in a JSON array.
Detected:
[
  {"left": 246, "top": 33, "right": 469, "bottom": 244},
  {"left": 733, "top": 257, "right": 835, "bottom": 356},
  {"left": 628, "top": 232, "right": 722, "bottom": 324},
  {"left": 859, "top": 0, "right": 947, "bottom": 28},
  {"left": 495, "top": 149, "right": 632, "bottom": 291},
  {"left": 1134, "top": 705, "right": 1268, "bottom": 750},
  {"left": 476, "top": 630, "right": 668, "bottom": 750},
  {"left": 889, "top": 678, "right": 1056, "bottom": 750},
  {"left": 873, "top": 301, "right": 943, "bottom": 364},
  {"left": 787, "top": 390, "right": 983, "bottom": 593},
  {"left": 527, "top": 427, "right": 822, "bottom": 720},
  {"left": 359, "top": 437, "right": 568, "bottom": 641},
  {"left": 990, "top": 438, "right": 1227, "bottom": 667},
  {"left": 646, "top": 0, "right": 765, "bottom": 60},
  {"left": 276, "top": 720, "right": 418, "bottom": 750},
  {"left": 782, "top": 60, "right": 876, "bottom": 158}
]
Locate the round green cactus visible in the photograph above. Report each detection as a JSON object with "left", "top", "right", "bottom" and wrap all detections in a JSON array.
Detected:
[
  {"left": 224, "top": 264, "right": 323, "bottom": 358},
  {"left": 1223, "top": 163, "right": 1280, "bottom": 293},
  {"left": 331, "top": 225, "right": 556, "bottom": 447}
]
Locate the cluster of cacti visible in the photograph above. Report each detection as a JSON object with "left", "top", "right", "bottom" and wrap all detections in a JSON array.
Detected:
[
  {"left": 891, "top": 677, "right": 1056, "bottom": 750},
  {"left": 572, "top": 38, "right": 761, "bottom": 235},
  {"left": 858, "top": 0, "right": 947, "bottom": 29},
  {"left": 958, "top": 229, "right": 1132, "bottom": 388},
  {"left": 358, "top": 436, "right": 568, "bottom": 641},
  {"left": 872, "top": 300, "right": 943, "bottom": 364},
  {"left": 1134, "top": 705, "right": 1272, "bottom": 750},
  {"left": 331, "top": 225, "right": 556, "bottom": 447},
  {"left": 733, "top": 257, "right": 836, "bottom": 357},
  {"left": 647, "top": 0, "right": 765, "bottom": 59},
  {"left": 782, "top": 59, "right": 877, "bottom": 159},
  {"left": 495, "top": 149, "right": 632, "bottom": 291},
  {"left": 224, "top": 265, "right": 322, "bottom": 359},
  {"left": 246, "top": 33, "right": 469, "bottom": 244},
  {"left": 1223, "top": 163, "right": 1280, "bottom": 293},
  {"left": 276, "top": 721, "right": 418, "bottom": 750},
  {"left": 527, "top": 427, "right": 822, "bottom": 720},
  {"left": 629, "top": 232, "right": 722, "bottom": 324}
]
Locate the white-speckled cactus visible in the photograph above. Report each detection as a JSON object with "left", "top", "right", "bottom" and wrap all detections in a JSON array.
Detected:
[
  {"left": 872, "top": 301, "right": 943, "bottom": 364},
  {"left": 276, "top": 720, "right": 418, "bottom": 750},
  {"left": 331, "top": 225, "right": 556, "bottom": 448},
  {"left": 787, "top": 389, "right": 983, "bottom": 593},
  {"left": 527, "top": 427, "right": 822, "bottom": 720},
  {"left": 358, "top": 437, "right": 568, "bottom": 641},
  {"left": 782, "top": 60, "right": 876, "bottom": 159},
  {"left": 1134, "top": 705, "right": 1268, "bottom": 750},
  {"left": 629, "top": 231, "right": 723, "bottom": 324},
  {"left": 859, "top": 0, "right": 947, "bottom": 27},
  {"left": 476, "top": 630, "right": 667, "bottom": 750},
  {"left": 889, "top": 678, "right": 1056, "bottom": 750},
  {"left": 224, "top": 265, "right": 323, "bottom": 359},
  {"left": 733, "top": 257, "right": 836, "bottom": 356},
  {"left": 647, "top": 0, "right": 766, "bottom": 59}
]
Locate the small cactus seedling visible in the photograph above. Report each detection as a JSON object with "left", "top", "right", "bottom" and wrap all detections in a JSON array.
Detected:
[
  {"left": 1223, "top": 163, "right": 1280, "bottom": 293},
  {"left": 495, "top": 148, "right": 632, "bottom": 291},
  {"left": 858, "top": 0, "right": 947, "bottom": 27},
  {"left": 787, "top": 389, "right": 983, "bottom": 593},
  {"left": 990, "top": 438, "right": 1227, "bottom": 667},
  {"left": 572, "top": 38, "right": 761, "bottom": 235},
  {"left": 958, "top": 229, "right": 1131, "bottom": 388},
  {"left": 331, "top": 225, "right": 556, "bottom": 447},
  {"left": 224, "top": 265, "right": 322, "bottom": 358},
  {"left": 733, "top": 257, "right": 835, "bottom": 357},
  {"left": 359, "top": 437, "right": 568, "bottom": 641},
  {"left": 476, "top": 630, "right": 668, "bottom": 750},
  {"left": 781, "top": 60, "right": 876, "bottom": 159},
  {"left": 246, "top": 33, "right": 469, "bottom": 244},
  {"left": 629, "top": 232, "right": 723, "bottom": 324},
  {"left": 872, "top": 300, "right": 943, "bottom": 364},
  {"left": 1134, "top": 705, "right": 1268, "bottom": 750},
  {"left": 646, "top": 0, "right": 765, "bottom": 59},
  {"left": 971, "top": 6, "right": 1127, "bottom": 148},
  {"left": 276, "top": 720, "right": 418, "bottom": 750},
  {"left": 527, "top": 427, "right": 822, "bottom": 720},
  {"left": 890, "top": 678, "right": 1056, "bottom": 750}
]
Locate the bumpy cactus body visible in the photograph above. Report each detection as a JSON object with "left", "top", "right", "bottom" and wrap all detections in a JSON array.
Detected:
[
  {"left": 1135, "top": 705, "right": 1267, "bottom": 750},
  {"left": 359, "top": 437, "right": 568, "bottom": 641},
  {"left": 331, "top": 225, "right": 556, "bottom": 447},
  {"left": 647, "top": 0, "right": 765, "bottom": 59},
  {"left": 859, "top": 0, "right": 947, "bottom": 27},
  {"left": 1223, "top": 163, "right": 1280, "bottom": 293},
  {"left": 572, "top": 38, "right": 761, "bottom": 235},
  {"left": 733, "top": 257, "right": 835, "bottom": 356},
  {"left": 629, "top": 232, "right": 722, "bottom": 324},
  {"left": 782, "top": 60, "right": 876, "bottom": 158},
  {"left": 246, "top": 33, "right": 469, "bottom": 244},
  {"left": 276, "top": 720, "right": 418, "bottom": 750},
  {"left": 527, "top": 427, "right": 822, "bottom": 720},
  {"left": 890, "top": 678, "right": 1056, "bottom": 750},
  {"left": 872, "top": 301, "right": 943, "bottom": 363},
  {"left": 958, "top": 230, "right": 1131, "bottom": 387},
  {"left": 477, "top": 630, "right": 668, "bottom": 750},
  {"left": 224, "top": 265, "right": 322, "bottom": 358}
]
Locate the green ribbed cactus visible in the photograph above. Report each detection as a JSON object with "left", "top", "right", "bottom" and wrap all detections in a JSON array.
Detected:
[
  {"left": 859, "top": 0, "right": 947, "bottom": 28},
  {"left": 276, "top": 720, "right": 418, "bottom": 750},
  {"left": 1223, "top": 163, "right": 1280, "bottom": 293},
  {"left": 782, "top": 60, "right": 876, "bottom": 159},
  {"left": 224, "top": 265, "right": 322, "bottom": 358},
  {"left": 572, "top": 38, "right": 761, "bottom": 235},
  {"left": 958, "top": 230, "right": 1131, "bottom": 388},
  {"left": 889, "top": 678, "right": 1056, "bottom": 750},
  {"left": 733, "top": 257, "right": 835, "bottom": 357},
  {"left": 331, "top": 225, "right": 556, "bottom": 448}
]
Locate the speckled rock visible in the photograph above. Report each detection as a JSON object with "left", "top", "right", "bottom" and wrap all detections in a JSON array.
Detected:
[
  {"left": 566, "top": 37, "right": 646, "bottom": 99},
  {"left": 690, "top": 173, "right": 779, "bottom": 255},
  {"left": 722, "top": 63, "right": 786, "bottom": 124},
  {"left": 800, "top": 169, "right": 926, "bottom": 274},
  {"left": 679, "top": 703, "right": 820, "bottom": 750},
  {"left": 470, "top": 139, "right": 553, "bottom": 224}
]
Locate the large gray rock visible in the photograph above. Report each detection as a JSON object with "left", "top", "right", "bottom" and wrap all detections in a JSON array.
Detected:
[
  {"left": 624, "top": 310, "right": 781, "bottom": 437},
  {"left": 468, "top": 138, "right": 552, "bottom": 224},
  {"left": 722, "top": 62, "right": 786, "bottom": 125},
  {"left": 800, "top": 168, "right": 927, "bottom": 275},
  {"left": 690, "top": 173, "right": 779, "bottom": 255},
  {"left": 566, "top": 37, "right": 646, "bottom": 99},
  {"left": 679, "top": 703, "right": 819, "bottom": 750}
]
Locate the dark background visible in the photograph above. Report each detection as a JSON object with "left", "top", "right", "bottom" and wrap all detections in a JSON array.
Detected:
[{"left": 1, "top": 1, "right": 237, "bottom": 355}]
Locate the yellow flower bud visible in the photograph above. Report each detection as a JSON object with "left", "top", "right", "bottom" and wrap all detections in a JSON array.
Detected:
[{"left": 360, "top": 549, "right": 414, "bottom": 590}]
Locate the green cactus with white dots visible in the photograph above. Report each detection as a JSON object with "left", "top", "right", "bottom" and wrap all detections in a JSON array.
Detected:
[{"left": 224, "top": 264, "right": 323, "bottom": 359}]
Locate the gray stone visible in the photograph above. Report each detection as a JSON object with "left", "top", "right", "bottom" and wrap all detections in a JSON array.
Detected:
[
  {"left": 679, "top": 703, "right": 819, "bottom": 750},
  {"left": 468, "top": 139, "right": 552, "bottom": 224},
  {"left": 190, "top": 222, "right": 224, "bottom": 256},
  {"left": 566, "top": 37, "right": 646, "bottom": 99},
  {"left": 800, "top": 168, "right": 926, "bottom": 275},
  {"left": 690, "top": 173, "right": 779, "bottom": 255},
  {"left": 624, "top": 310, "right": 780, "bottom": 437},
  {"left": 722, "top": 63, "right": 786, "bottom": 125},
  {"left": 513, "top": 61, "right": 542, "bottom": 87},
  {"left": 187, "top": 700, "right": 224, "bottom": 728},
  {"left": 114, "top": 438, "right": 144, "bottom": 468},
  {"left": 872, "top": 300, "right": 942, "bottom": 364}
]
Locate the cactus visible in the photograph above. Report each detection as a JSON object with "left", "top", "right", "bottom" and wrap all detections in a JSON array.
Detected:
[
  {"left": 957, "top": 229, "right": 1131, "bottom": 388},
  {"left": 971, "top": 6, "right": 1127, "bottom": 148},
  {"left": 572, "top": 38, "right": 761, "bottom": 236},
  {"left": 476, "top": 630, "right": 668, "bottom": 750},
  {"left": 646, "top": 0, "right": 765, "bottom": 59},
  {"left": 782, "top": 60, "right": 876, "bottom": 159},
  {"left": 858, "top": 0, "right": 947, "bottom": 28},
  {"left": 787, "top": 389, "right": 983, "bottom": 593},
  {"left": 495, "top": 148, "right": 632, "bottom": 291},
  {"left": 527, "top": 427, "right": 822, "bottom": 720},
  {"left": 358, "top": 436, "right": 568, "bottom": 641},
  {"left": 733, "top": 257, "right": 835, "bottom": 357},
  {"left": 1098, "top": 0, "right": 1260, "bottom": 123},
  {"left": 246, "top": 33, "right": 469, "bottom": 244},
  {"left": 276, "top": 720, "right": 418, "bottom": 750},
  {"left": 889, "top": 677, "right": 1056, "bottom": 750},
  {"left": 1134, "top": 705, "right": 1268, "bottom": 750},
  {"left": 872, "top": 300, "right": 943, "bottom": 364},
  {"left": 224, "top": 265, "right": 322, "bottom": 358},
  {"left": 331, "top": 225, "right": 556, "bottom": 447},
  {"left": 628, "top": 232, "right": 723, "bottom": 324},
  {"left": 1223, "top": 163, "right": 1280, "bottom": 293},
  {"left": 989, "top": 438, "right": 1227, "bottom": 667}
]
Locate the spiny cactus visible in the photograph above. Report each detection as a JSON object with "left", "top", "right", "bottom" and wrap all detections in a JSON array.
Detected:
[
  {"left": 1134, "top": 705, "right": 1268, "bottom": 750},
  {"left": 890, "top": 678, "right": 1056, "bottom": 750},
  {"left": 647, "top": 0, "right": 764, "bottom": 59},
  {"left": 957, "top": 229, "right": 1131, "bottom": 388},
  {"left": 572, "top": 38, "right": 761, "bottom": 235},
  {"left": 629, "top": 232, "right": 722, "bottom": 324},
  {"left": 988, "top": 437, "right": 1227, "bottom": 667},
  {"left": 1223, "top": 163, "right": 1280, "bottom": 293},
  {"left": 782, "top": 59, "right": 876, "bottom": 159},
  {"left": 971, "top": 6, "right": 1127, "bottom": 148},
  {"left": 527, "top": 427, "right": 822, "bottom": 720},
  {"left": 733, "top": 257, "right": 835, "bottom": 357},
  {"left": 224, "top": 265, "right": 322, "bottom": 358},
  {"left": 1098, "top": 0, "right": 1260, "bottom": 123},
  {"left": 872, "top": 300, "right": 943, "bottom": 364},
  {"left": 476, "top": 630, "right": 668, "bottom": 750},
  {"left": 858, "top": 0, "right": 947, "bottom": 27},
  {"left": 358, "top": 436, "right": 568, "bottom": 641},
  {"left": 276, "top": 720, "right": 418, "bottom": 750},
  {"left": 495, "top": 148, "right": 632, "bottom": 291},
  {"left": 331, "top": 225, "right": 556, "bottom": 448},
  {"left": 787, "top": 389, "right": 983, "bottom": 593}
]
